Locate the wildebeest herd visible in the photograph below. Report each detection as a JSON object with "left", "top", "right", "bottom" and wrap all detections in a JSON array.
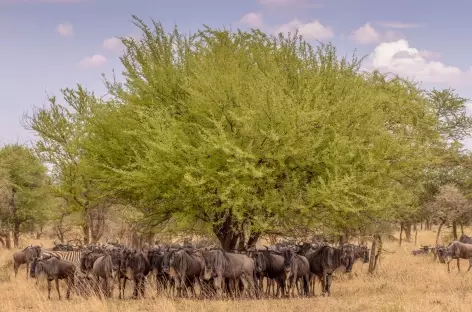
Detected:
[{"left": 12, "top": 240, "right": 370, "bottom": 300}]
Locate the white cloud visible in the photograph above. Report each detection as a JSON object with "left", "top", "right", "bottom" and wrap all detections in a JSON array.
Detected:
[
  {"left": 367, "top": 39, "right": 470, "bottom": 85},
  {"left": 376, "top": 21, "right": 425, "bottom": 29},
  {"left": 350, "top": 23, "right": 402, "bottom": 45},
  {"left": 103, "top": 37, "right": 123, "bottom": 52},
  {"left": 79, "top": 54, "right": 107, "bottom": 68},
  {"left": 56, "top": 23, "right": 73, "bottom": 37},
  {"left": 274, "top": 19, "right": 334, "bottom": 40},
  {"left": 239, "top": 13, "right": 264, "bottom": 28}
]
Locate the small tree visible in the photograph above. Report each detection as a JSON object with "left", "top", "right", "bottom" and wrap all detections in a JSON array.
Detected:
[{"left": 426, "top": 184, "right": 469, "bottom": 245}]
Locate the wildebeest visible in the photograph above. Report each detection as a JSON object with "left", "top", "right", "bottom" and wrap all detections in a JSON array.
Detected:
[
  {"left": 437, "top": 241, "right": 472, "bottom": 272},
  {"left": 202, "top": 249, "right": 256, "bottom": 298},
  {"left": 80, "top": 250, "right": 114, "bottom": 297},
  {"left": 306, "top": 245, "right": 353, "bottom": 296},
  {"left": 252, "top": 249, "right": 285, "bottom": 297},
  {"left": 30, "top": 255, "right": 76, "bottom": 300},
  {"left": 13, "top": 245, "right": 42, "bottom": 279},
  {"left": 168, "top": 249, "right": 205, "bottom": 298},
  {"left": 282, "top": 248, "right": 310, "bottom": 297},
  {"left": 121, "top": 249, "right": 151, "bottom": 299}
]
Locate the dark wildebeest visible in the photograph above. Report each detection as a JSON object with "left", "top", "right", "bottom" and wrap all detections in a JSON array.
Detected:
[
  {"left": 30, "top": 255, "right": 75, "bottom": 300},
  {"left": 252, "top": 249, "right": 285, "bottom": 297},
  {"left": 80, "top": 250, "right": 114, "bottom": 297},
  {"left": 122, "top": 249, "right": 151, "bottom": 299},
  {"left": 13, "top": 244, "right": 42, "bottom": 278},
  {"left": 202, "top": 249, "right": 256, "bottom": 298},
  {"left": 437, "top": 241, "right": 472, "bottom": 273},
  {"left": 343, "top": 243, "right": 370, "bottom": 264},
  {"left": 169, "top": 249, "right": 205, "bottom": 298},
  {"left": 282, "top": 248, "right": 310, "bottom": 297},
  {"left": 306, "top": 245, "right": 353, "bottom": 296},
  {"left": 148, "top": 248, "right": 173, "bottom": 296}
]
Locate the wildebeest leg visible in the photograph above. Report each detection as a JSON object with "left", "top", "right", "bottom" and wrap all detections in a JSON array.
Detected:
[
  {"left": 47, "top": 279, "right": 52, "bottom": 300},
  {"left": 467, "top": 259, "right": 472, "bottom": 272},
  {"left": 66, "top": 275, "right": 72, "bottom": 300},
  {"left": 140, "top": 276, "right": 145, "bottom": 298},
  {"left": 26, "top": 263, "right": 29, "bottom": 280},
  {"left": 303, "top": 275, "right": 310, "bottom": 297},
  {"left": 14, "top": 262, "right": 19, "bottom": 278},
  {"left": 457, "top": 258, "right": 461, "bottom": 273},
  {"left": 213, "top": 275, "right": 224, "bottom": 298},
  {"left": 55, "top": 278, "right": 61, "bottom": 300},
  {"left": 321, "top": 273, "right": 328, "bottom": 296},
  {"left": 326, "top": 273, "right": 333, "bottom": 297}
]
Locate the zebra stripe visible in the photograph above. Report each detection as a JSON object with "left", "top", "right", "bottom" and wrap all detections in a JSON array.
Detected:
[{"left": 41, "top": 250, "right": 83, "bottom": 268}]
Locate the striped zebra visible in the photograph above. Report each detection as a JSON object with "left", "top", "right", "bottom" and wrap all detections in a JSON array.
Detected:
[{"left": 41, "top": 250, "right": 83, "bottom": 269}]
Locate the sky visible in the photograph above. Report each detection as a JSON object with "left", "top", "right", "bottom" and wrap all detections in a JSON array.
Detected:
[{"left": 1, "top": 0, "right": 472, "bottom": 148}]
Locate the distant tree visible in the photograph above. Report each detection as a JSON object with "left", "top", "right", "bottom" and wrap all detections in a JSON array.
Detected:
[{"left": 0, "top": 145, "right": 50, "bottom": 247}]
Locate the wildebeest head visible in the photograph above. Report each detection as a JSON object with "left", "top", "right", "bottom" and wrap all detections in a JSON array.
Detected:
[
  {"left": 359, "top": 245, "right": 370, "bottom": 264},
  {"left": 161, "top": 249, "right": 174, "bottom": 275},
  {"left": 29, "top": 256, "right": 44, "bottom": 278},
  {"left": 436, "top": 246, "right": 449, "bottom": 263},
  {"left": 282, "top": 248, "right": 295, "bottom": 279},
  {"left": 253, "top": 251, "right": 266, "bottom": 274},
  {"left": 339, "top": 246, "right": 354, "bottom": 273}
]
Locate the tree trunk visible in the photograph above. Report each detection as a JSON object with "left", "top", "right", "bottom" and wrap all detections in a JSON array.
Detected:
[
  {"left": 426, "top": 219, "right": 431, "bottom": 231},
  {"left": 461, "top": 223, "right": 464, "bottom": 235},
  {"left": 82, "top": 222, "right": 90, "bottom": 245},
  {"left": 415, "top": 228, "right": 418, "bottom": 245},
  {"left": 404, "top": 222, "right": 412, "bottom": 242},
  {"left": 5, "top": 231, "right": 11, "bottom": 249},
  {"left": 369, "top": 235, "right": 382, "bottom": 274},
  {"left": 420, "top": 222, "right": 423, "bottom": 231},
  {"left": 452, "top": 221, "right": 458, "bottom": 240},
  {"left": 246, "top": 231, "right": 260, "bottom": 249},
  {"left": 213, "top": 211, "right": 240, "bottom": 251},
  {"left": 399, "top": 223, "right": 403, "bottom": 246},
  {"left": 10, "top": 189, "right": 20, "bottom": 248},
  {"left": 436, "top": 219, "right": 446, "bottom": 246}
]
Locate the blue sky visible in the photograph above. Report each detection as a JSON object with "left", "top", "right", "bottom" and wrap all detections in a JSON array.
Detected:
[{"left": 1, "top": 0, "right": 472, "bottom": 147}]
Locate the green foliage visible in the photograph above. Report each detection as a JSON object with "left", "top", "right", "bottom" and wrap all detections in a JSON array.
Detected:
[
  {"left": 0, "top": 144, "right": 51, "bottom": 232},
  {"left": 70, "top": 18, "right": 440, "bottom": 247}
]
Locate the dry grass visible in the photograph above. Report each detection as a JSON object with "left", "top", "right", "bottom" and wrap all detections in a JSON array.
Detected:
[{"left": 0, "top": 230, "right": 470, "bottom": 312}]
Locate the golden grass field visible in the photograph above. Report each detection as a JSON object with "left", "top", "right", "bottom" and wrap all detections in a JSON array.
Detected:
[{"left": 0, "top": 229, "right": 470, "bottom": 312}]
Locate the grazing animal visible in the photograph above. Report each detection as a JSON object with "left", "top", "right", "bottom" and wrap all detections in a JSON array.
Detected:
[
  {"left": 252, "top": 249, "right": 285, "bottom": 297},
  {"left": 80, "top": 250, "right": 114, "bottom": 297},
  {"left": 30, "top": 255, "right": 75, "bottom": 300},
  {"left": 306, "top": 245, "right": 353, "bottom": 296},
  {"left": 437, "top": 241, "right": 472, "bottom": 272},
  {"left": 169, "top": 249, "right": 205, "bottom": 297},
  {"left": 13, "top": 245, "right": 42, "bottom": 278},
  {"left": 148, "top": 248, "right": 172, "bottom": 296},
  {"left": 282, "top": 248, "right": 310, "bottom": 297},
  {"left": 121, "top": 249, "right": 151, "bottom": 299},
  {"left": 202, "top": 249, "right": 256, "bottom": 298}
]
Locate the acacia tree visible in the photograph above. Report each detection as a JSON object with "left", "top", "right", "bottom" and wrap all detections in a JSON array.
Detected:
[
  {"left": 24, "top": 87, "right": 107, "bottom": 244},
  {"left": 0, "top": 145, "right": 50, "bottom": 247},
  {"left": 49, "top": 18, "right": 437, "bottom": 250}
]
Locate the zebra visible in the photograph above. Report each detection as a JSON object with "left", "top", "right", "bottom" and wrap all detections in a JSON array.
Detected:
[{"left": 40, "top": 250, "right": 83, "bottom": 268}]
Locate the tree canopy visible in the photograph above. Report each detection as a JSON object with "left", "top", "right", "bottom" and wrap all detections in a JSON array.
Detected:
[{"left": 22, "top": 16, "right": 472, "bottom": 249}]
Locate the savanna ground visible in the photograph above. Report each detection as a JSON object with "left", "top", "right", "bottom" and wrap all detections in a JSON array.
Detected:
[{"left": 0, "top": 229, "right": 469, "bottom": 312}]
